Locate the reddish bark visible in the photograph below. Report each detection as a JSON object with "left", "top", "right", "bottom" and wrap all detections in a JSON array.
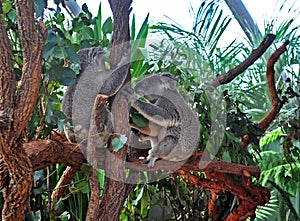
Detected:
[
  {"left": 241, "top": 40, "right": 289, "bottom": 148},
  {"left": 0, "top": 1, "right": 47, "bottom": 220}
]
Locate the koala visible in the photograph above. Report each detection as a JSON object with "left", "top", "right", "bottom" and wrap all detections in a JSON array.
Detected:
[
  {"left": 62, "top": 46, "right": 106, "bottom": 142},
  {"left": 62, "top": 46, "right": 129, "bottom": 145},
  {"left": 123, "top": 73, "right": 200, "bottom": 167}
]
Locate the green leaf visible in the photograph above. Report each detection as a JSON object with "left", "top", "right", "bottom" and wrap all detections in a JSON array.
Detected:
[
  {"left": 131, "top": 14, "right": 136, "bottom": 40},
  {"left": 34, "top": 0, "right": 46, "bottom": 18},
  {"left": 77, "top": 180, "right": 90, "bottom": 194},
  {"left": 222, "top": 151, "right": 231, "bottom": 163},
  {"left": 80, "top": 26, "right": 94, "bottom": 40},
  {"left": 102, "top": 17, "right": 113, "bottom": 35},
  {"left": 43, "top": 42, "right": 56, "bottom": 58},
  {"left": 65, "top": 46, "right": 80, "bottom": 64},
  {"left": 59, "top": 211, "right": 70, "bottom": 221},
  {"left": 94, "top": 3, "right": 102, "bottom": 40},
  {"left": 54, "top": 198, "right": 65, "bottom": 214},
  {"left": 48, "top": 63, "right": 76, "bottom": 86},
  {"left": 2, "top": 1, "right": 12, "bottom": 14},
  {"left": 112, "top": 135, "right": 127, "bottom": 152},
  {"left": 131, "top": 111, "right": 149, "bottom": 127}
]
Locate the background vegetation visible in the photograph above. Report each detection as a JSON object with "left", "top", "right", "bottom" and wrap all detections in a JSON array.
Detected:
[{"left": 0, "top": 0, "right": 299, "bottom": 220}]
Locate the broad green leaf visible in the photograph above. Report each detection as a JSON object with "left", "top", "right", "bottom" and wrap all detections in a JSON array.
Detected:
[
  {"left": 34, "top": 0, "right": 46, "bottom": 18},
  {"left": 77, "top": 180, "right": 90, "bottom": 194},
  {"left": 65, "top": 46, "right": 80, "bottom": 64},
  {"left": 2, "top": 0, "right": 12, "bottom": 14},
  {"left": 59, "top": 211, "right": 70, "bottom": 221},
  {"left": 222, "top": 151, "right": 231, "bottom": 163},
  {"left": 112, "top": 134, "right": 127, "bottom": 152},
  {"left": 48, "top": 63, "right": 76, "bottom": 86},
  {"left": 102, "top": 17, "right": 113, "bottom": 35},
  {"left": 131, "top": 112, "right": 149, "bottom": 127},
  {"left": 43, "top": 42, "right": 56, "bottom": 58},
  {"left": 80, "top": 26, "right": 94, "bottom": 40}
]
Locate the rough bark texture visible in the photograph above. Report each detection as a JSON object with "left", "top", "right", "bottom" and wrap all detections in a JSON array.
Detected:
[
  {"left": 0, "top": 0, "right": 288, "bottom": 219},
  {"left": 0, "top": 1, "right": 47, "bottom": 220},
  {"left": 50, "top": 166, "right": 78, "bottom": 212},
  {"left": 96, "top": 0, "right": 134, "bottom": 220}
]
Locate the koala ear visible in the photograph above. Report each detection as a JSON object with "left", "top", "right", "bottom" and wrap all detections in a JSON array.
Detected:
[{"left": 160, "top": 72, "right": 177, "bottom": 90}]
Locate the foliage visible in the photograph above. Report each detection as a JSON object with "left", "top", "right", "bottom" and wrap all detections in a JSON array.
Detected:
[{"left": 1, "top": 0, "right": 299, "bottom": 220}]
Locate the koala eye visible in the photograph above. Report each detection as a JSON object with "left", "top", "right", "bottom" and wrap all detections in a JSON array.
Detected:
[{"left": 143, "top": 82, "right": 148, "bottom": 87}]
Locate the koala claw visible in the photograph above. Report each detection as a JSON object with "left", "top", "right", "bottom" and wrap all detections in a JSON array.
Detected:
[{"left": 146, "top": 154, "right": 158, "bottom": 168}]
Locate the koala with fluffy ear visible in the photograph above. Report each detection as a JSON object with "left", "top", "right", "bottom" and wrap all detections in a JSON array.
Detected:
[
  {"left": 62, "top": 46, "right": 129, "bottom": 144},
  {"left": 123, "top": 72, "right": 199, "bottom": 167},
  {"left": 62, "top": 46, "right": 106, "bottom": 142}
]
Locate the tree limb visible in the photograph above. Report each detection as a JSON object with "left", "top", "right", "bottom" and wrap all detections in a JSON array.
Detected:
[
  {"left": 258, "top": 40, "right": 289, "bottom": 129},
  {"left": 242, "top": 40, "right": 289, "bottom": 148},
  {"left": 210, "top": 34, "right": 276, "bottom": 87},
  {"left": 13, "top": 0, "right": 47, "bottom": 138}
]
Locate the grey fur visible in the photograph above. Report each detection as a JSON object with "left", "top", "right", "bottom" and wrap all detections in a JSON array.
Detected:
[{"left": 123, "top": 73, "right": 200, "bottom": 167}]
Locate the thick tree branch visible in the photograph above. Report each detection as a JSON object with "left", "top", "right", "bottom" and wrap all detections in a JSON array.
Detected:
[
  {"left": 98, "top": 1, "right": 133, "bottom": 220},
  {"left": 0, "top": 1, "right": 47, "bottom": 219},
  {"left": 14, "top": 0, "right": 47, "bottom": 138},
  {"left": 210, "top": 34, "right": 276, "bottom": 87},
  {"left": 242, "top": 40, "right": 289, "bottom": 148},
  {"left": 258, "top": 40, "right": 289, "bottom": 129},
  {"left": 0, "top": 141, "right": 259, "bottom": 188}
]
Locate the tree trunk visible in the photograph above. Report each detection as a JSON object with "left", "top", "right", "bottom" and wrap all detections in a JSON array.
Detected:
[
  {"left": 0, "top": 0, "right": 47, "bottom": 219},
  {"left": 97, "top": 0, "right": 134, "bottom": 220}
]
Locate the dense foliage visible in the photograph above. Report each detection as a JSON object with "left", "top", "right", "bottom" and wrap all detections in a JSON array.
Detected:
[{"left": 0, "top": 0, "right": 299, "bottom": 220}]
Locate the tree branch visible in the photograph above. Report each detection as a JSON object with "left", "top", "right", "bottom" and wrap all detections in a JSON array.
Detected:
[
  {"left": 0, "top": 140, "right": 260, "bottom": 188},
  {"left": 258, "top": 40, "right": 289, "bottom": 129},
  {"left": 242, "top": 40, "right": 289, "bottom": 148},
  {"left": 210, "top": 34, "right": 276, "bottom": 87},
  {"left": 14, "top": 0, "right": 47, "bottom": 138}
]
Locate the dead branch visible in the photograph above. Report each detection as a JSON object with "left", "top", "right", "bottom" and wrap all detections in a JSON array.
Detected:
[{"left": 210, "top": 34, "right": 276, "bottom": 87}]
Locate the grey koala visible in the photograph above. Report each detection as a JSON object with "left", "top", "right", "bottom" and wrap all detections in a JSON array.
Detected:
[
  {"left": 123, "top": 73, "right": 200, "bottom": 167},
  {"left": 62, "top": 46, "right": 129, "bottom": 145},
  {"left": 62, "top": 46, "right": 106, "bottom": 142}
]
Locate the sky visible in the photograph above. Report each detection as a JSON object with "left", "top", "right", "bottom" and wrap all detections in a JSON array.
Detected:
[{"left": 72, "top": 0, "right": 300, "bottom": 45}]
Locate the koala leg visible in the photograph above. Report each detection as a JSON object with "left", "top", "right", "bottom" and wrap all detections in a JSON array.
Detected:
[{"left": 146, "top": 135, "right": 177, "bottom": 168}]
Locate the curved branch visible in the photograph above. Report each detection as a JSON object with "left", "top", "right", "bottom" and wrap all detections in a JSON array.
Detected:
[
  {"left": 242, "top": 40, "right": 289, "bottom": 148},
  {"left": 0, "top": 140, "right": 260, "bottom": 187},
  {"left": 210, "top": 34, "right": 276, "bottom": 87},
  {"left": 258, "top": 40, "right": 289, "bottom": 129}
]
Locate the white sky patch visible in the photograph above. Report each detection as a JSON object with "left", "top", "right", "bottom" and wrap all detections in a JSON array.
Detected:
[{"left": 73, "top": 0, "right": 299, "bottom": 46}]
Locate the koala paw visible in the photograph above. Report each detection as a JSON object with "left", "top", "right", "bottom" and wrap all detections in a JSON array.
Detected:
[{"left": 146, "top": 151, "right": 158, "bottom": 168}]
